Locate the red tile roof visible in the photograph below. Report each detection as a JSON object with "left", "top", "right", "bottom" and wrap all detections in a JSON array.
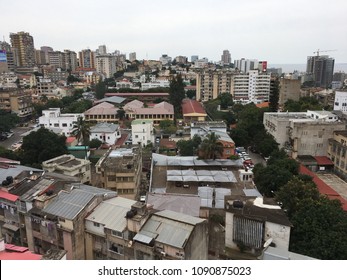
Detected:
[
  {"left": 256, "top": 102, "right": 269, "bottom": 108},
  {"left": 299, "top": 165, "right": 347, "bottom": 211},
  {"left": 314, "top": 156, "right": 334, "bottom": 165},
  {"left": 182, "top": 99, "right": 206, "bottom": 115},
  {"left": 0, "top": 190, "right": 19, "bottom": 202}
]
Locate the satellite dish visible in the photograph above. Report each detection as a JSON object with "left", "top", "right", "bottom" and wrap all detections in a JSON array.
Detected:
[{"left": 263, "top": 238, "right": 273, "bottom": 248}]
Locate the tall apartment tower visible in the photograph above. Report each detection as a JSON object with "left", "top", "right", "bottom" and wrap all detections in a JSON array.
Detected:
[
  {"left": 98, "top": 45, "right": 107, "bottom": 55},
  {"left": 221, "top": 50, "right": 231, "bottom": 65},
  {"left": 129, "top": 52, "right": 136, "bottom": 62},
  {"left": 10, "top": 31, "right": 36, "bottom": 67},
  {"left": 95, "top": 54, "right": 116, "bottom": 78},
  {"left": 63, "top": 50, "right": 78, "bottom": 71},
  {"left": 306, "top": 55, "right": 335, "bottom": 88},
  {"left": 78, "top": 49, "right": 96, "bottom": 69}
]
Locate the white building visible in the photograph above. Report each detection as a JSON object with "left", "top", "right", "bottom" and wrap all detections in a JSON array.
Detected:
[
  {"left": 232, "top": 70, "right": 270, "bottom": 104},
  {"left": 159, "top": 54, "right": 172, "bottom": 65},
  {"left": 234, "top": 58, "right": 259, "bottom": 73},
  {"left": 334, "top": 91, "right": 347, "bottom": 112},
  {"left": 39, "top": 108, "right": 83, "bottom": 136},
  {"left": 141, "top": 80, "right": 170, "bottom": 91},
  {"left": 131, "top": 120, "right": 154, "bottom": 147},
  {"left": 90, "top": 122, "right": 121, "bottom": 145},
  {"left": 95, "top": 54, "right": 116, "bottom": 78}
]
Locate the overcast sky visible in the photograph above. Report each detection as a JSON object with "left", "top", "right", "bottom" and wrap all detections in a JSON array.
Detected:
[{"left": 2, "top": 0, "right": 346, "bottom": 64}]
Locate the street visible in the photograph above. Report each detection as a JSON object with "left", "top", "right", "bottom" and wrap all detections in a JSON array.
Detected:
[{"left": 0, "top": 126, "right": 33, "bottom": 150}]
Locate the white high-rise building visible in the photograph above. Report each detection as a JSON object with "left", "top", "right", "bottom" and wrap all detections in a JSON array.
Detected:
[
  {"left": 129, "top": 52, "right": 136, "bottom": 62},
  {"left": 98, "top": 45, "right": 107, "bottom": 55},
  {"left": 234, "top": 58, "right": 259, "bottom": 73},
  {"left": 232, "top": 70, "right": 270, "bottom": 104}
]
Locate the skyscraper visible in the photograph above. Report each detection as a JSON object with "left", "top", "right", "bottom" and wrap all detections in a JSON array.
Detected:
[
  {"left": 78, "top": 49, "right": 95, "bottom": 69},
  {"left": 221, "top": 50, "right": 231, "bottom": 65},
  {"left": 10, "top": 31, "right": 35, "bottom": 67},
  {"left": 306, "top": 55, "right": 335, "bottom": 88}
]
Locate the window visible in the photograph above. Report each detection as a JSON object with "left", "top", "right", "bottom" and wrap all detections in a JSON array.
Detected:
[
  {"left": 54, "top": 123, "right": 59, "bottom": 127},
  {"left": 109, "top": 243, "right": 124, "bottom": 255},
  {"left": 62, "top": 123, "right": 67, "bottom": 127},
  {"left": 111, "top": 230, "right": 123, "bottom": 237},
  {"left": 93, "top": 222, "right": 100, "bottom": 227}
]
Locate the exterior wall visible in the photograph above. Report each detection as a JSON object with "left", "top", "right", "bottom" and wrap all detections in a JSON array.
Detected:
[
  {"left": 264, "top": 221, "right": 291, "bottom": 251},
  {"left": 279, "top": 78, "right": 301, "bottom": 106},
  {"left": 290, "top": 121, "right": 345, "bottom": 159},
  {"left": 90, "top": 131, "right": 121, "bottom": 145},
  {"left": 184, "top": 222, "right": 208, "bottom": 260},
  {"left": 131, "top": 121, "right": 154, "bottom": 146},
  {"left": 263, "top": 113, "right": 295, "bottom": 148},
  {"left": 334, "top": 91, "right": 347, "bottom": 112},
  {"left": 328, "top": 131, "right": 347, "bottom": 180},
  {"left": 225, "top": 212, "right": 236, "bottom": 250}
]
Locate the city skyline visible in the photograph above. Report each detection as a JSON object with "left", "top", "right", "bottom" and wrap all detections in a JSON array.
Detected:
[{"left": 1, "top": 0, "right": 346, "bottom": 64}]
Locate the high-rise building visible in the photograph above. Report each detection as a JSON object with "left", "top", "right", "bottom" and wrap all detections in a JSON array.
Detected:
[
  {"left": 191, "top": 55, "right": 199, "bottom": 63},
  {"left": 78, "top": 49, "right": 96, "bottom": 69},
  {"left": 306, "top": 55, "right": 335, "bottom": 88},
  {"left": 63, "top": 50, "right": 78, "bottom": 71},
  {"left": 221, "top": 50, "right": 231, "bottom": 65},
  {"left": 234, "top": 58, "right": 259, "bottom": 73},
  {"left": 95, "top": 54, "right": 116, "bottom": 78},
  {"left": 10, "top": 31, "right": 36, "bottom": 67},
  {"left": 98, "top": 45, "right": 107, "bottom": 55},
  {"left": 129, "top": 52, "right": 136, "bottom": 62},
  {"left": 0, "top": 41, "right": 18, "bottom": 71}
]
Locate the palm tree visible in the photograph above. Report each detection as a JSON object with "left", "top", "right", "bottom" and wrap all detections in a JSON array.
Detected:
[
  {"left": 72, "top": 116, "right": 90, "bottom": 159},
  {"left": 198, "top": 132, "right": 224, "bottom": 160}
]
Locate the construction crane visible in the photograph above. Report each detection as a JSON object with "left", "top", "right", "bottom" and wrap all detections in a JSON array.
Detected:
[{"left": 313, "top": 49, "right": 337, "bottom": 56}]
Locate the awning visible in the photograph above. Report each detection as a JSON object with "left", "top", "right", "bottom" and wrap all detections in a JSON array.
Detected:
[{"left": 3, "top": 223, "right": 19, "bottom": 231}]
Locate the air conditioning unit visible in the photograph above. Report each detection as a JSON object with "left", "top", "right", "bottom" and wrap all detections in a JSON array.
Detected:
[
  {"left": 160, "top": 251, "right": 167, "bottom": 257},
  {"left": 57, "top": 224, "right": 62, "bottom": 228},
  {"left": 20, "top": 223, "right": 25, "bottom": 228}
]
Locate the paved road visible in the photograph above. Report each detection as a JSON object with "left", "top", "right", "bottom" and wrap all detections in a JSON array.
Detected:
[{"left": 0, "top": 126, "right": 33, "bottom": 150}]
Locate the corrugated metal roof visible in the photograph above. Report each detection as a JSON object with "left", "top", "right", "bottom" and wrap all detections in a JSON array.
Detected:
[
  {"left": 0, "top": 165, "right": 41, "bottom": 183},
  {"left": 86, "top": 197, "right": 134, "bottom": 232},
  {"left": 137, "top": 210, "right": 205, "bottom": 248},
  {"left": 43, "top": 185, "right": 115, "bottom": 220}
]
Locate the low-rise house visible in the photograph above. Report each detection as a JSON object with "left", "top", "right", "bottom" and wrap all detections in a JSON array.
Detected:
[
  {"left": 133, "top": 210, "right": 208, "bottom": 260},
  {"left": 42, "top": 154, "right": 91, "bottom": 183},
  {"left": 90, "top": 122, "right": 121, "bottom": 145},
  {"left": 0, "top": 238, "right": 42, "bottom": 260},
  {"left": 39, "top": 108, "right": 83, "bottom": 136}
]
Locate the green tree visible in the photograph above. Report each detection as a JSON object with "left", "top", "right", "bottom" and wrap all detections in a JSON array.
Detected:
[
  {"left": 253, "top": 164, "right": 294, "bottom": 197},
  {"left": 199, "top": 132, "right": 224, "bottom": 160},
  {"left": 116, "top": 108, "right": 126, "bottom": 120},
  {"left": 95, "top": 80, "right": 107, "bottom": 99},
  {"left": 89, "top": 138, "right": 102, "bottom": 149},
  {"left": 0, "top": 110, "right": 20, "bottom": 132},
  {"left": 219, "top": 92, "right": 234, "bottom": 109},
  {"left": 289, "top": 196, "right": 347, "bottom": 259},
  {"left": 186, "top": 90, "right": 196, "bottom": 99},
  {"left": 72, "top": 116, "right": 90, "bottom": 159},
  {"left": 269, "top": 78, "right": 279, "bottom": 112},
  {"left": 177, "top": 139, "right": 195, "bottom": 156},
  {"left": 20, "top": 128, "right": 68, "bottom": 168},
  {"left": 169, "top": 74, "right": 185, "bottom": 118}
]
